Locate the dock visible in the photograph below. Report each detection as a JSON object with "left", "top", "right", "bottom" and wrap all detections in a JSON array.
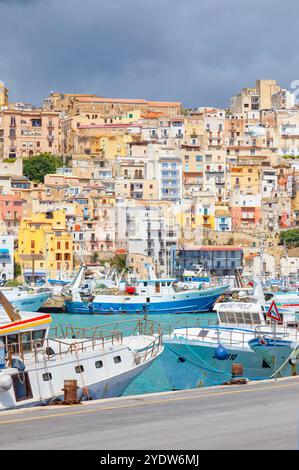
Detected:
[{"left": 0, "top": 376, "right": 298, "bottom": 450}]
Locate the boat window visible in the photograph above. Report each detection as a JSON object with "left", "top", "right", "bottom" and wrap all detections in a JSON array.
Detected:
[
  {"left": 227, "top": 312, "right": 236, "bottom": 323},
  {"left": 235, "top": 312, "right": 244, "bottom": 323},
  {"left": 244, "top": 313, "right": 253, "bottom": 324},
  {"left": 95, "top": 360, "right": 103, "bottom": 368},
  {"left": 218, "top": 312, "right": 227, "bottom": 323},
  {"left": 7, "top": 334, "right": 20, "bottom": 354},
  {"left": 144, "top": 282, "right": 147, "bottom": 287},
  {"left": 252, "top": 313, "right": 261, "bottom": 324},
  {"left": 75, "top": 365, "right": 84, "bottom": 373},
  {"left": 114, "top": 356, "right": 121, "bottom": 364},
  {"left": 33, "top": 330, "right": 46, "bottom": 341},
  {"left": 20, "top": 332, "right": 31, "bottom": 352},
  {"left": 42, "top": 373, "right": 52, "bottom": 381}
]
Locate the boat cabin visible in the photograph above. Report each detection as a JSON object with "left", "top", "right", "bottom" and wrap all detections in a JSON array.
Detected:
[
  {"left": 0, "top": 312, "right": 52, "bottom": 361},
  {"left": 215, "top": 301, "right": 299, "bottom": 328},
  {"left": 182, "top": 275, "right": 210, "bottom": 283},
  {"left": 136, "top": 279, "right": 177, "bottom": 296},
  {"left": 215, "top": 302, "right": 266, "bottom": 326}
]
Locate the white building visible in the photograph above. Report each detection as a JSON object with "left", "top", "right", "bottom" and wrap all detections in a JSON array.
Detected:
[
  {"left": 117, "top": 203, "right": 178, "bottom": 277},
  {"left": 280, "top": 256, "right": 299, "bottom": 278},
  {"left": 0, "top": 235, "right": 14, "bottom": 281},
  {"left": 145, "top": 145, "right": 182, "bottom": 201}
]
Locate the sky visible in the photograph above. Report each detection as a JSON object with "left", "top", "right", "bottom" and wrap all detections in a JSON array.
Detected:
[{"left": 0, "top": 0, "right": 298, "bottom": 108}]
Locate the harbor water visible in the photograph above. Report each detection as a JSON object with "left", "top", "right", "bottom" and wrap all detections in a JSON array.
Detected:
[{"left": 51, "top": 312, "right": 217, "bottom": 396}]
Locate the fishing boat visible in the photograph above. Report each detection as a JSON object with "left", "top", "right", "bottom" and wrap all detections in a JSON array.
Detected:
[
  {"left": 176, "top": 266, "right": 211, "bottom": 290},
  {"left": 159, "top": 280, "right": 299, "bottom": 389},
  {"left": 0, "top": 286, "right": 52, "bottom": 312},
  {"left": 265, "top": 290, "right": 299, "bottom": 313},
  {"left": 63, "top": 266, "right": 228, "bottom": 314},
  {"left": 248, "top": 334, "right": 299, "bottom": 378},
  {"left": 0, "top": 291, "right": 163, "bottom": 410}
]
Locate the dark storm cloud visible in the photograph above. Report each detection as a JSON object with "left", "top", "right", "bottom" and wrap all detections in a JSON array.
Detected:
[{"left": 0, "top": 0, "right": 298, "bottom": 107}]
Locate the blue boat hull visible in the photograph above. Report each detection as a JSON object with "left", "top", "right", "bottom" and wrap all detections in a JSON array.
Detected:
[
  {"left": 65, "top": 291, "right": 225, "bottom": 314},
  {"left": 159, "top": 341, "right": 275, "bottom": 389}
]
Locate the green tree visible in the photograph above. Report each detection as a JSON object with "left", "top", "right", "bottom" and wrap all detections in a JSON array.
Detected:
[
  {"left": 91, "top": 252, "right": 100, "bottom": 263},
  {"left": 110, "top": 254, "right": 127, "bottom": 271},
  {"left": 279, "top": 229, "right": 299, "bottom": 248},
  {"left": 14, "top": 260, "right": 22, "bottom": 279},
  {"left": 23, "top": 153, "right": 63, "bottom": 183}
]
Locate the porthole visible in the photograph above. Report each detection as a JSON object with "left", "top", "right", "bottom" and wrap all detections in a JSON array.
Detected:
[
  {"left": 75, "top": 365, "right": 84, "bottom": 373},
  {"left": 42, "top": 372, "right": 52, "bottom": 381},
  {"left": 114, "top": 356, "right": 121, "bottom": 364},
  {"left": 95, "top": 360, "right": 103, "bottom": 368}
]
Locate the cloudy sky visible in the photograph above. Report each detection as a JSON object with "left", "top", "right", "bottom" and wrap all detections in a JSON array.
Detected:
[{"left": 0, "top": 0, "right": 298, "bottom": 108}]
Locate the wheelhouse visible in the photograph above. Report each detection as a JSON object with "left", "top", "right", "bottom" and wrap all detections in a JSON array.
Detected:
[
  {"left": 0, "top": 313, "right": 52, "bottom": 358},
  {"left": 215, "top": 302, "right": 265, "bottom": 326},
  {"left": 136, "top": 279, "right": 177, "bottom": 295}
]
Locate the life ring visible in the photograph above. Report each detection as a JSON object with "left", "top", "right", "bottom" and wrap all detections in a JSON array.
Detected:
[
  {"left": 183, "top": 285, "right": 188, "bottom": 290},
  {"left": 72, "top": 342, "right": 80, "bottom": 352}
]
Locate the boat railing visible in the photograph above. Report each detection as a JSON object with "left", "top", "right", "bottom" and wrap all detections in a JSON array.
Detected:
[
  {"left": 168, "top": 321, "right": 299, "bottom": 347},
  {"left": 64, "top": 318, "right": 162, "bottom": 340},
  {"left": 170, "top": 328, "right": 250, "bottom": 347},
  {"left": 5, "top": 332, "right": 123, "bottom": 364},
  {"left": 5, "top": 318, "right": 163, "bottom": 364},
  {"left": 133, "top": 334, "right": 163, "bottom": 365}
]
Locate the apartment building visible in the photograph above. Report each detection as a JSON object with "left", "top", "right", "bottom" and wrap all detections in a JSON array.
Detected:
[{"left": 0, "top": 108, "right": 60, "bottom": 159}]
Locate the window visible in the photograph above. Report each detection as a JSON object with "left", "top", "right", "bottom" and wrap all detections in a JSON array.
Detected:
[
  {"left": 33, "top": 330, "right": 46, "bottom": 342},
  {"left": 42, "top": 373, "right": 52, "bottom": 381},
  {"left": 114, "top": 356, "right": 122, "bottom": 364},
  {"left": 75, "top": 365, "right": 84, "bottom": 373},
  {"left": 95, "top": 360, "right": 103, "bottom": 368}
]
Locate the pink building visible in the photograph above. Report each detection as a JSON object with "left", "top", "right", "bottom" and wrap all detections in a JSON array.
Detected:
[
  {"left": 230, "top": 206, "right": 261, "bottom": 230},
  {"left": 1, "top": 108, "right": 60, "bottom": 159},
  {"left": 0, "top": 194, "right": 24, "bottom": 236}
]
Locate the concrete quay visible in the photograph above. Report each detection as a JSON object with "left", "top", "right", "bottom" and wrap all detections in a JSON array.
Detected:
[{"left": 0, "top": 376, "right": 298, "bottom": 450}]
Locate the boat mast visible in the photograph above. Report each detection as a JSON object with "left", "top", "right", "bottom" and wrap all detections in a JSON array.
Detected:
[{"left": 0, "top": 290, "right": 22, "bottom": 322}]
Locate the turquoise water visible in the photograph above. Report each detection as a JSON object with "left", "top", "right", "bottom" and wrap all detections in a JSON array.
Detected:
[{"left": 51, "top": 312, "right": 217, "bottom": 396}]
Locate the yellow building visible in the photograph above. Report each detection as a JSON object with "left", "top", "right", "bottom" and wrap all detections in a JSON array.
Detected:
[
  {"left": 17, "top": 210, "right": 73, "bottom": 278},
  {"left": 0, "top": 81, "right": 8, "bottom": 108},
  {"left": 230, "top": 164, "right": 261, "bottom": 194},
  {"left": 184, "top": 115, "right": 205, "bottom": 147}
]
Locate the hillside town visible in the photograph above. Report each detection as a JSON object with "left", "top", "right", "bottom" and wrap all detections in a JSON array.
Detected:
[{"left": 0, "top": 78, "right": 299, "bottom": 283}]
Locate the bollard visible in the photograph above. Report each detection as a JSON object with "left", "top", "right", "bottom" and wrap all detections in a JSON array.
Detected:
[
  {"left": 232, "top": 364, "right": 244, "bottom": 378},
  {"left": 61, "top": 379, "right": 80, "bottom": 405}
]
